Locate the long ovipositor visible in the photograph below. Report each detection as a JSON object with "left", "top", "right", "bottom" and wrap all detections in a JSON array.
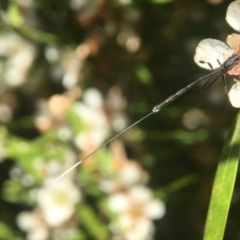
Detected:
[{"left": 53, "top": 53, "right": 240, "bottom": 183}]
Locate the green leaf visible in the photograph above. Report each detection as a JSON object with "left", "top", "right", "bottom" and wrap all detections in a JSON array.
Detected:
[
  {"left": 66, "top": 106, "right": 84, "bottom": 134},
  {"left": 151, "top": 0, "right": 173, "bottom": 4},
  {"left": 77, "top": 203, "right": 109, "bottom": 239},
  {"left": 0, "top": 221, "right": 23, "bottom": 240},
  {"left": 7, "top": 3, "right": 23, "bottom": 27},
  {"left": 156, "top": 174, "right": 198, "bottom": 199},
  {"left": 135, "top": 64, "right": 153, "bottom": 85},
  {"left": 5, "top": 132, "right": 69, "bottom": 181},
  {"left": 203, "top": 111, "right": 240, "bottom": 240},
  {"left": 2, "top": 179, "right": 34, "bottom": 205}
]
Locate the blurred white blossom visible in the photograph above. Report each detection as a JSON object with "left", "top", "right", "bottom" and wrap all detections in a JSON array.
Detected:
[
  {"left": 108, "top": 186, "right": 165, "bottom": 240},
  {"left": 17, "top": 211, "right": 49, "bottom": 240},
  {"left": 35, "top": 94, "right": 71, "bottom": 132},
  {"left": 37, "top": 179, "right": 81, "bottom": 227},
  {"left": 0, "top": 32, "right": 36, "bottom": 87},
  {"left": 74, "top": 88, "right": 110, "bottom": 151},
  {"left": 99, "top": 140, "right": 148, "bottom": 192}
]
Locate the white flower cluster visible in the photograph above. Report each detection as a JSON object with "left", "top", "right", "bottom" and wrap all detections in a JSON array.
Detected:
[
  {"left": 17, "top": 178, "right": 81, "bottom": 240},
  {"left": 101, "top": 141, "right": 166, "bottom": 240},
  {"left": 15, "top": 149, "right": 81, "bottom": 240},
  {"left": 19, "top": 83, "right": 157, "bottom": 240}
]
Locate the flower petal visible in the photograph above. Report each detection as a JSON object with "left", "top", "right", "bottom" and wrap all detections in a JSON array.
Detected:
[
  {"left": 226, "top": 33, "right": 240, "bottom": 50},
  {"left": 194, "top": 39, "right": 234, "bottom": 70},
  {"left": 229, "top": 80, "right": 240, "bottom": 108},
  {"left": 16, "top": 212, "right": 40, "bottom": 231},
  {"left": 37, "top": 179, "right": 81, "bottom": 227},
  {"left": 228, "top": 62, "right": 240, "bottom": 75},
  {"left": 128, "top": 186, "right": 152, "bottom": 202},
  {"left": 145, "top": 199, "right": 166, "bottom": 219},
  {"left": 226, "top": 0, "right": 240, "bottom": 32},
  {"left": 108, "top": 193, "right": 129, "bottom": 212}
]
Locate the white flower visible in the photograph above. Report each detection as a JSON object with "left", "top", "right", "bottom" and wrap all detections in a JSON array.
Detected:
[
  {"left": 100, "top": 160, "right": 147, "bottom": 192},
  {"left": 33, "top": 152, "right": 76, "bottom": 182},
  {"left": 5, "top": 44, "right": 35, "bottom": 86},
  {"left": 194, "top": 0, "right": 240, "bottom": 72},
  {"left": 194, "top": 39, "right": 234, "bottom": 70},
  {"left": 194, "top": 0, "right": 240, "bottom": 108},
  {"left": 108, "top": 186, "right": 165, "bottom": 240},
  {"left": 0, "top": 32, "right": 36, "bottom": 87},
  {"left": 82, "top": 88, "right": 104, "bottom": 109},
  {"left": 74, "top": 89, "right": 110, "bottom": 151},
  {"left": 225, "top": 0, "right": 240, "bottom": 33},
  {"left": 99, "top": 140, "right": 148, "bottom": 192},
  {"left": 229, "top": 80, "right": 240, "bottom": 107},
  {"left": 37, "top": 179, "right": 81, "bottom": 227},
  {"left": 17, "top": 211, "right": 49, "bottom": 240}
]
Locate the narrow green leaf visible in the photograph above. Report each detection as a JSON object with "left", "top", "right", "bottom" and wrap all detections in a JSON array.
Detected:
[
  {"left": 77, "top": 203, "right": 109, "bottom": 239},
  {"left": 156, "top": 174, "right": 198, "bottom": 199},
  {"left": 203, "top": 111, "right": 240, "bottom": 240},
  {"left": 151, "top": 0, "right": 173, "bottom": 4}
]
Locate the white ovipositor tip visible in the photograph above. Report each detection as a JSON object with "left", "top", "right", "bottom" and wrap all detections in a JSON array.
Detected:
[
  {"left": 229, "top": 80, "right": 240, "bottom": 108},
  {"left": 53, "top": 160, "right": 82, "bottom": 183}
]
